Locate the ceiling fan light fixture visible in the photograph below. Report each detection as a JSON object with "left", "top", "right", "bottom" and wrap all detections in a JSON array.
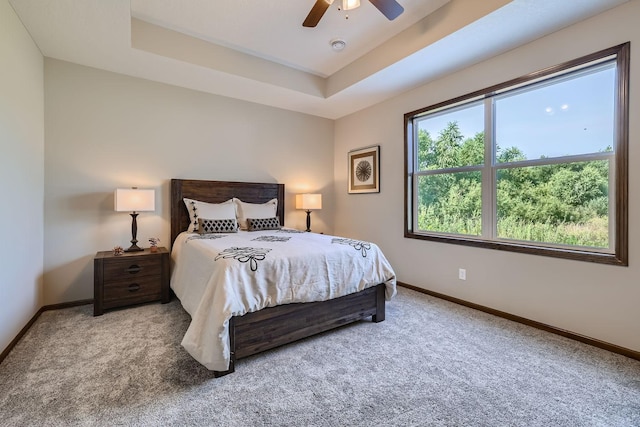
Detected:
[
  {"left": 304, "top": 0, "right": 401, "bottom": 27},
  {"left": 342, "top": 0, "right": 360, "bottom": 10},
  {"left": 330, "top": 38, "right": 346, "bottom": 52}
]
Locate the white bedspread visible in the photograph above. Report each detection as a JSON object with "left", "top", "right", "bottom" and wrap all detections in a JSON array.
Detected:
[{"left": 170, "top": 229, "right": 397, "bottom": 371}]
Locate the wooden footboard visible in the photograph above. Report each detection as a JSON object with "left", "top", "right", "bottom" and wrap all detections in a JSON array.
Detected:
[{"left": 214, "top": 283, "right": 386, "bottom": 377}]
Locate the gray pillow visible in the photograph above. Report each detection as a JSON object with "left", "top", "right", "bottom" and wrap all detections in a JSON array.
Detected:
[
  {"left": 197, "top": 218, "right": 238, "bottom": 234},
  {"left": 247, "top": 217, "right": 281, "bottom": 231}
]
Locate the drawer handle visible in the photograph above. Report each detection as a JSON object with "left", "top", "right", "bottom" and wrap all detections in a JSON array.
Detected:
[
  {"left": 126, "top": 265, "right": 142, "bottom": 274},
  {"left": 128, "top": 283, "right": 140, "bottom": 292}
]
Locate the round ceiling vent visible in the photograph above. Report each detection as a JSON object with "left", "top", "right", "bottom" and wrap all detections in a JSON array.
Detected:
[{"left": 330, "top": 38, "right": 346, "bottom": 52}]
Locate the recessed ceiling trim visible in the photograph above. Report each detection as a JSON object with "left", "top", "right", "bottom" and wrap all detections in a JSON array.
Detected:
[
  {"left": 327, "top": 0, "right": 511, "bottom": 97},
  {"left": 8, "top": 0, "right": 630, "bottom": 120},
  {"left": 131, "top": 18, "right": 327, "bottom": 98}
]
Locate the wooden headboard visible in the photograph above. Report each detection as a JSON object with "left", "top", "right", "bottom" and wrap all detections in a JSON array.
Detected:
[{"left": 170, "top": 179, "right": 285, "bottom": 247}]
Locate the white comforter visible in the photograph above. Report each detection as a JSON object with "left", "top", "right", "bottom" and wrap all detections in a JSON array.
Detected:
[{"left": 170, "top": 229, "right": 397, "bottom": 371}]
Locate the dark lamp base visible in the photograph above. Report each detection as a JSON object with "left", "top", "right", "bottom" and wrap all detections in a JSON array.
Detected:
[
  {"left": 125, "top": 212, "right": 144, "bottom": 252},
  {"left": 305, "top": 210, "right": 312, "bottom": 232}
]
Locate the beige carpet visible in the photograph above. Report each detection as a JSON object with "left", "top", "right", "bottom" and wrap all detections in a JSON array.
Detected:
[{"left": 1, "top": 287, "right": 639, "bottom": 426}]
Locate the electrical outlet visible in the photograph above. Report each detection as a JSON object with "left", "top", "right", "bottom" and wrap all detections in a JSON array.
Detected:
[{"left": 458, "top": 268, "right": 466, "bottom": 281}]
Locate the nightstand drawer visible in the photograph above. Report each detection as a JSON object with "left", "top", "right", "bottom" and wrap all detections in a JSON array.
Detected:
[
  {"left": 103, "top": 256, "right": 161, "bottom": 281},
  {"left": 103, "top": 275, "right": 162, "bottom": 306}
]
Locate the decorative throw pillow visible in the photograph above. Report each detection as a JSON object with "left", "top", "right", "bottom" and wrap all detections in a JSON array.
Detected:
[
  {"left": 197, "top": 218, "right": 238, "bottom": 234},
  {"left": 247, "top": 217, "right": 281, "bottom": 231},
  {"left": 233, "top": 198, "right": 278, "bottom": 230},
  {"left": 183, "top": 198, "right": 236, "bottom": 232}
]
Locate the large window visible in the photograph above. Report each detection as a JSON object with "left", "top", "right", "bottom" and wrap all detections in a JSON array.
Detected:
[{"left": 405, "top": 43, "right": 629, "bottom": 265}]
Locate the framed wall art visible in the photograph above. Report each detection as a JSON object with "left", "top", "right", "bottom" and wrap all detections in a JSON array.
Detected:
[{"left": 348, "top": 145, "right": 380, "bottom": 194}]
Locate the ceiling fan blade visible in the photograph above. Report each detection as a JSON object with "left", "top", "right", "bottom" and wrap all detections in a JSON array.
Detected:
[
  {"left": 369, "top": 0, "right": 404, "bottom": 20},
  {"left": 303, "top": 0, "right": 332, "bottom": 27}
]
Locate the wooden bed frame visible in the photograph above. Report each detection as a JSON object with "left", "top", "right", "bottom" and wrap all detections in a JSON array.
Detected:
[{"left": 170, "top": 179, "right": 386, "bottom": 376}]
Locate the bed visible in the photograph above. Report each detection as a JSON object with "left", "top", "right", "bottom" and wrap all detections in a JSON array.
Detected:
[{"left": 170, "top": 179, "right": 396, "bottom": 376}]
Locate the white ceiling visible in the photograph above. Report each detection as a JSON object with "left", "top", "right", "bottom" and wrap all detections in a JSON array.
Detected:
[
  {"left": 131, "top": 0, "right": 453, "bottom": 78},
  {"left": 9, "top": 0, "right": 628, "bottom": 119}
]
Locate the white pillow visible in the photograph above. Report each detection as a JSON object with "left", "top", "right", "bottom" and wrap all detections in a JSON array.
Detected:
[
  {"left": 233, "top": 198, "right": 278, "bottom": 230},
  {"left": 183, "top": 198, "right": 236, "bottom": 233}
]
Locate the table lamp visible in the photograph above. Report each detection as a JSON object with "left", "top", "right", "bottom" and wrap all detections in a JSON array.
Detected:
[
  {"left": 114, "top": 188, "right": 155, "bottom": 252},
  {"left": 296, "top": 193, "right": 322, "bottom": 232}
]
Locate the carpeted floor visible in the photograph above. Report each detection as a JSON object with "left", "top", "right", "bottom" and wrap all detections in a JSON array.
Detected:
[{"left": 1, "top": 287, "right": 639, "bottom": 426}]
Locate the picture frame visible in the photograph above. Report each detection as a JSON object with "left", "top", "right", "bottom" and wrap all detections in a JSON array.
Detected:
[{"left": 348, "top": 145, "right": 380, "bottom": 194}]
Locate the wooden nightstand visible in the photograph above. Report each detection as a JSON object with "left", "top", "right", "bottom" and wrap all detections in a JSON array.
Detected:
[{"left": 93, "top": 247, "right": 170, "bottom": 316}]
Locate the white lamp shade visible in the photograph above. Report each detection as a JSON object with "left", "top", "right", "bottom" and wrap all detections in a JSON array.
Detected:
[
  {"left": 342, "top": 0, "right": 360, "bottom": 10},
  {"left": 296, "top": 194, "right": 322, "bottom": 211},
  {"left": 114, "top": 188, "right": 155, "bottom": 212}
]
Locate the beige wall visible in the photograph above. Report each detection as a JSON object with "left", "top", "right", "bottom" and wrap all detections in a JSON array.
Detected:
[
  {"left": 334, "top": 1, "right": 640, "bottom": 353},
  {"left": 0, "top": 1, "right": 44, "bottom": 351},
  {"left": 43, "top": 59, "right": 334, "bottom": 304}
]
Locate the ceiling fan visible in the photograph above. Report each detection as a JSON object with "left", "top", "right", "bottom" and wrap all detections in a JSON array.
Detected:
[{"left": 303, "top": 0, "right": 404, "bottom": 28}]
